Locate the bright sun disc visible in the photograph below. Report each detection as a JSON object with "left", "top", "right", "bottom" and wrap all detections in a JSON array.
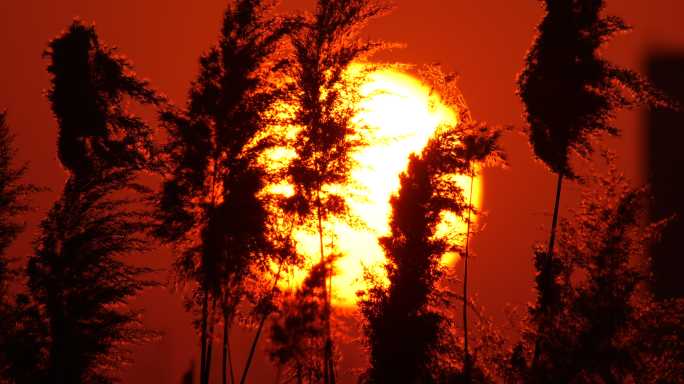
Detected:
[{"left": 276, "top": 67, "right": 482, "bottom": 306}]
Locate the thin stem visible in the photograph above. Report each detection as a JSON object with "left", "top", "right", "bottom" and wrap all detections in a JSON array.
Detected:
[
  {"left": 463, "top": 170, "right": 475, "bottom": 383},
  {"left": 220, "top": 289, "right": 241, "bottom": 384},
  {"left": 546, "top": 173, "right": 564, "bottom": 286},
  {"left": 227, "top": 327, "right": 235, "bottom": 384},
  {"left": 204, "top": 300, "right": 217, "bottom": 383},
  {"left": 202, "top": 151, "right": 222, "bottom": 384},
  {"left": 327, "top": 213, "right": 336, "bottom": 384},
  {"left": 532, "top": 172, "right": 564, "bottom": 369},
  {"left": 239, "top": 260, "right": 286, "bottom": 384},
  {"left": 200, "top": 291, "right": 209, "bottom": 384},
  {"left": 316, "top": 188, "right": 333, "bottom": 384},
  {"left": 222, "top": 315, "right": 227, "bottom": 384},
  {"left": 328, "top": 353, "right": 336, "bottom": 384},
  {"left": 222, "top": 309, "right": 235, "bottom": 384}
]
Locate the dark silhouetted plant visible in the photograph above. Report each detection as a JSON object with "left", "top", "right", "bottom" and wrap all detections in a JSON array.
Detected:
[
  {"left": 154, "top": 2, "right": 295, "bottom": 383},
  {"left": 360, "top": 117, "right": 502, "bottom": 383},
  {"left": 238, "top": 215, "right": 298, "bottom": 384},
  {"left": 0, "top": 111, "right": 32, "bottom": 304},
  {"left": 517, "top": 0, "right": 667, "bottom": 369},
  {"left": 0, "top": 112, "right": 45, "bottom": 384},
  {"left": 0, "top": 292, "right": 47, "bottom": 384},
  {"left": 25, "top": 20, "right": 160, "bottom": 384},
  {"left": 46, "top": 21, "right": 161, "bottom": 178},
  {"left": 510, "top": 167, "right": 684, "bottom": 382},
  {"left": 359, "top": 145, "right": 457, "bottom": 383},
  {"left": 28, "top": 169, "right": 157, "bottom": 384},
  {"left": 416, "top": 67, "right": 506, "bottom": 383},
  {"left": 0, "top": 112, "right": 35, "bottom": 270},
  {"left": 452, "top": 121, "right": 505, "bottom": 384},
  {"left": 285, "top": 1, "right": 389, "bottom": 381},
  {"left": 268, "top": 260, "right": 329, "bottom": 384}
]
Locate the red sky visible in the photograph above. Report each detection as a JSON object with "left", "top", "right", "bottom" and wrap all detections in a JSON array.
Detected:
[{"left": 1, "top": 1, "right": 683, "bottom": 382}]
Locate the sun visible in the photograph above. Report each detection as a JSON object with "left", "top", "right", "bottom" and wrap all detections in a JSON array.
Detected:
[{"left": 271, "top": 66, "right": 482, "bottom": 306}]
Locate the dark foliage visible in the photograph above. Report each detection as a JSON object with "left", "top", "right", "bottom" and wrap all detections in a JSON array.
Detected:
[
  {"left": 238, "top": 218, "right": 299, "bottom": 384},
  {"left": 360, "top": 151, "right": 452, "bottom": 384},
  {"left": 510, "top": 170, "right": 684, "bottom": 383},
  {"left": 359, "top": 67, "right": 505, "bottom": 383},
  {"left": 269, "top": 261, "right": 329, "bottom": 384},
  {"left": 518, "top": 0, "right": 665, "bottom": 178},
  {"left": 0, "top": 112, "right": 31, "bottom": 306},
  {"left": 285, "top": 0, "right": 389, "bottom": 221},
  {"left": 45, "top": 21, "right": 162, "bottom": 178},
  {"left": 3, "top": 2, "right": 683, "bottom": 383},
  {"left": 359, "top": 121, "right": 503, "bottom": 383},
  {"left": 22, "top": 20, "right": 159, "bottom": 384},
  {"left": 28, "top": 170, "right": 157, "bottom": 384},
  {"left": 517, "top": 1, "right": 668, "bottom": 370},
  {"left": 451, "top": 122, "right": 505, "bottom": 384},
  {"left": 0, "top": 113, "right": 35, "bottom": 262},
  {"left": 154, "top": 1, "right": 295, "bottom": 382},
  {"left": 0, "top": 112, "right": 44, "bottom": 384},
  {"left": 0, "top": 293, "right": 47, "bottom": 384},
  {"left": 285, "top": 1, "right": 389, "bottom": 380},
  {"left": 417, "top": 70, "right": 508, "bottom": 383}
]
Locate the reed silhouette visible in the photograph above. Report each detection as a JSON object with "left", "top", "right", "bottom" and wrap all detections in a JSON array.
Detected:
[
  {"left": 154, "top": 1, "right": 296, "bottom": 383},
  {"left": 359, "top": 115, "right": 503, "bottom": 383},
  {"left": 0, "top": 113, "right": 34, "bottom": 268},
  {"left": 517, "top": 0, "right": 668, "bottom": 373},
  {"left": 268, "top": 259, "right": 331, "bottom": 384},
  {"left": 0, "top": 1, "right": 682, "bottom": 383},
  {"left": 508, "top": 165, "right": 684, "bottom": 383},
  {"left": 23, "top": 20, "right": 162, "bottom": 384},
  {"left": 419, "top": 67, "right": 507, "bottom": 383},
  {"left": 284, "top": 1, "right": 389, "bottom": 382},
  {"left": 452, "top": 121, "right": 505, "bottom": 384},
  {"left": 0, "top": 111, "right": 43, "bottom": 384}
]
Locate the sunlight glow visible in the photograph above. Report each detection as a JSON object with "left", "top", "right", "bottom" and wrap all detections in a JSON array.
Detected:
[{"left": 272, "top": 67, "right": 482, "bottom": 306}]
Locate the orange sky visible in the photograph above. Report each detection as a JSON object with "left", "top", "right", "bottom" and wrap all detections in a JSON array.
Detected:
[{"left": 1, "top": 1, "right": 683, "bottom": 382}]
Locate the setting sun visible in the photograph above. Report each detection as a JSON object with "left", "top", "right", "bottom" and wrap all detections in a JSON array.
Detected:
[
  {"left": 276, "top": 67, "right": 482, "bottom": 306},
  {"left": 6, "top": 2, "right": 680, "bottom": 383}
]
